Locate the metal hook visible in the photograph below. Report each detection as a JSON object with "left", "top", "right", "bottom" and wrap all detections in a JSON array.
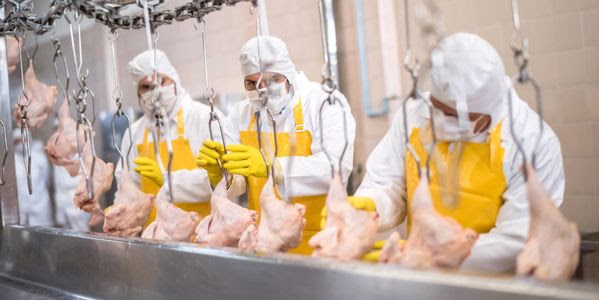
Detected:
[
  {"left": 52, "top": 34, "right": 70, "bottom": 106},
  {"left": 318, "top": 94, "right": 349, "bottom": 179},
  {"left": 76, "top": 117, "right": 96, "bottom": 200},
  {"left": 0, "top": 120, "right": 8, "bottom": 185},
  {"left": 20, "top": 120, "right": 32, "bottom": 194},
  {"left": 507, "top": 0, "right": 544, "bottom": 180}
]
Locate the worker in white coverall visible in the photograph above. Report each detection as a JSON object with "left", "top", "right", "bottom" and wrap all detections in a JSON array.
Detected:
[
  {"left": 14, "top": 130, "right": 53, "bottom": 227},
  {"left": 348, "top": 33, "right": 564, "bottom": 273},
  {"left": 115, "top": 49, "right": 235, "bottom": 224},
  {"left": 196, "top": 36, "right": 356, "bottom": 255}
]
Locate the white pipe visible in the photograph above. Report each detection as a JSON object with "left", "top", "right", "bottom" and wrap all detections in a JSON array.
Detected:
[{"left": 256, "top": 0, "right": 270, "bottom": 36}]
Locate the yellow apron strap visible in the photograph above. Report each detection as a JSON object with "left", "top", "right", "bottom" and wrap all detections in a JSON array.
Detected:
[
  {"left": 293, "top": 100, "right": 304, "bottom": 131},
  {"left": 489, "top": 121, "right": 504, "bottom": 173},
  {"left": 176, "top": 109, "right": 185, "bottom": 138}
]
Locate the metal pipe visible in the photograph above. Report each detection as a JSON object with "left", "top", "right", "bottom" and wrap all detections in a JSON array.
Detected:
[{"left": 0, "top": 6, "right": 19, "bottom": 227}]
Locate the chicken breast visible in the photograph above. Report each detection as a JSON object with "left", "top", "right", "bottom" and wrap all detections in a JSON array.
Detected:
[
  {"left": 141, "top": 195, "right": 200, "bottom": 242},
  {"left": 380, "top": 170, "right": 478, "bottom": 269},
  {"left": 6, "top": 36, "right": 21, "bottom": 75},
  {"left": 103, "top": 168, "right": 154, "bottom": 237},
  {"left": 194, "top": 179, "right": 257, "bottom": 247},
  {"left": 15, "top": 60, "right": 57, "bottom": 129},
  {"left": 309, "top": 172, "right": 379, "bottom": 261},
  {"left": 73, "top": 152, "right": 114, "bottom": 227},
  {"left": 45, "top": 99, "right": 85, "bottom": 176},
  {"left": 516, "top": 164, "right": 580, "bottom": 281},
  {"left": 238, "top": 177, "right": 306, "bottom": 252}
]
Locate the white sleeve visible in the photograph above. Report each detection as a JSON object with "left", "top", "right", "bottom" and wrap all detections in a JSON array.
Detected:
[
  {"left": 461, "top": 135, "right": 565, "bottom": 273},
  {"left": 160, "top": 168, "right": 213, "bottom": 203},
  {"left": 277, "top": 94, "right": 356, "bottom": 198},
  {"left": 354, "top": 110, "right": 408, "bottom": 232}
]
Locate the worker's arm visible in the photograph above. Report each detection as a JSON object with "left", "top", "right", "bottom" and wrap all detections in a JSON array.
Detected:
[
  {"left": 354, "top": 108, "right": 410, "bottom": 232},
  {"left": 461, "top": 135, "right": 564, "bottom": 273},
  {"left": 275, "top": 92, "right": 356, "bottom": 197}
]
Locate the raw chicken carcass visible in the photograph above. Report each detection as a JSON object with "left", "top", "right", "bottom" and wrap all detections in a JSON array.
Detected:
[
  {"left": 516, "top": 164, "right": 580, "bottom": 281},
  {"left": 6, "top": 36, "right": 21, "bottom": 74},
  {"left": 238, "top": 177, "right": 306, "bottom": 252},
  {"left": 141, "top": 195, "right": 200, "bottom": 242},
  {"left": 15, "top": 60, "right": 58, "bottom": 129},
  {"left": 103, "top": 168, "right": 154, "bottom": 237},
  {"left": 309, "top": 172, "right": 379, "bottom": 260},
  {"left": 380, "top": 171, "right": 478, "bottom": 269},
  {"left": 73, "top": 152, "right": 114, "bottom": 227},
  {"left": 45, "top": 99, "right": 86, "bottom": 176},
  {"left": 194, "top": 179, "right": 257, "bottom": 247}
]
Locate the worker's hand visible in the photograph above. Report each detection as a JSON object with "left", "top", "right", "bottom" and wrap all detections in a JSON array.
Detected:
[
  {"left": 362, "top": 240, "right": 386, "bottom": 262},
  {"left": 134, "top": 156, "right": 163, "bottom": 186},
  {"left": 320, "top": 196, "right": 377, "bottom": 229},
  {"left": 222, "top": 144, "right": 268, "bottom": 178},
  {"left": 196, "top": 139, "right": 225, "bottom": 186}
]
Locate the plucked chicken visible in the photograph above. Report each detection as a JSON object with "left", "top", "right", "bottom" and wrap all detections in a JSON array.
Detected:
[
  {"left": 309, "top": 172, "right": 379, "bottom": 260},
  {"left": 15, "top": 60, "right": 58, "bottom": 129},
  {"left": 103, "top": 168, "right": 155, "bottom": 237},
  {"left": 73, "top": 152, "right": 114, "bottom": 227},
  {"left": 6, "top": 36, "right": 21, "bottom": 75},
  {"left": 142, "top": 196, "right": 200, "bottom": 242},
  {"left": 194, "top": 179, "right": 257, "bottom": 247},
  {"left": 45, "top": 99, "right": 85, "bottom": 176},
  {"left": 238, "top": 177, "right": 306, "bottom": 252},
  {"left": 516, "top": 164, "right": 580, "bottom": 281},
  {"left": 379, "top": 171, "right": 478, "bottom": 269}
]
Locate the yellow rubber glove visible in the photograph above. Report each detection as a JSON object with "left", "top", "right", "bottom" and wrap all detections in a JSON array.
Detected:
[
  {"left": 221, "top": 144, "right": 268, "bottom": 178},
  {"left": 362, "top": 240, "right": 386, "bottom": 262},
  {"left": 320, "top": 196, "right": 377, "bottom": 229},
  {"left": 134, "top": 156, "right": 163, "bottom": 186},
  {"left": 195, "top": 139, "right": 225, "bottom": 186}
]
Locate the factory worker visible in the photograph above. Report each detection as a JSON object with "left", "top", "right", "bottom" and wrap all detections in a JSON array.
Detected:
[
  {"left": 115, "top": 49, "right": 234, "bottom": 223},
  {"left": 14, "top": 130, "right": 53, "bottom": 227},
  {"left": 352, "top": 33, "right": 564, "bottom": 273},
  {"left": 196, "top": 36, "right": 356, "bottom": 255}
]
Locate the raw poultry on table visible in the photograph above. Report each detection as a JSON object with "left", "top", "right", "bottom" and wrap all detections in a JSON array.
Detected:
[
  {"left": 239, "top": 177, "right": 306, "bottom": 252},
  {"left": 309, "top": 172, "right": 379, "bottom": 261}
]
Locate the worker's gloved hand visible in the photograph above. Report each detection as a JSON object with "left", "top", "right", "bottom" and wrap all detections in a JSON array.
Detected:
[
  {"left": 134, "top": 156, "right": 163, "bottom": 186},
  {"left": 196, "top": 139, "right": 225, "bottom": 186},
  {"left": 222, "top": 144, "right": 268, "bottom": 178},
  {"left": 320, "top": 196, "right": 377, "bottom": 229},
  {"left": 362, "top": 240, "right": 386, "bottom": 262}
]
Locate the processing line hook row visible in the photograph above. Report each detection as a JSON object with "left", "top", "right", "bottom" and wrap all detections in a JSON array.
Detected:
[
  {"left": 507, "top": 0, "right": 543, "bottom": 181},
  {"left": 109, "top": 29, "right": 135, "bottom": 172},
  {"left": 196, "top": 18, "right": 232, "bottom": 188}
]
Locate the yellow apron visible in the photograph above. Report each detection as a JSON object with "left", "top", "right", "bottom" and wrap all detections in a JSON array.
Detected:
[
  {"left": 138, "top": 110, "right": 211, "bottom": 225},
  {"left": 239, "top": 100, "right": 325, "bottom": 255},
  {"left": 405, "top": 122, "right": 506, "bottom": 234}
]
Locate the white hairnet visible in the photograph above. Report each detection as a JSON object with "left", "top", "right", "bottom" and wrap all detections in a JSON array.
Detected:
[
  {"left": 429, "top": 33, "right": 506, "bottom": 128},
  {"left": 128, "top": 49, "right": 183, "bottom": 93},
  {"left": 239, "top": 36, "right": 297, "bottom": 89}
]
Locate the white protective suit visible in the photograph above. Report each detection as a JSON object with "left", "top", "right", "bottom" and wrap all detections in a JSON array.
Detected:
[
  {"left": 356, "top": 33, "right": 565, "bottom": 273},
  {"left": 14, "top": 132, "right": 53, "bottom": 226},
  {"left": 227, "top": 36, "right": 356, "bottom": 197},
  {"left": 115, "top": 49, "right": 236, "bottom": 202},
  {"left": 53, "top": 166, "right": 90, "bottom": 231}
]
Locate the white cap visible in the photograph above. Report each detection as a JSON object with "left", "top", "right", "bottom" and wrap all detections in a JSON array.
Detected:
[
  {"left": 127, "top": 49, "right": 183, "bottom": 94},
  {"left": 429, "top": 33, "right": 507, "bottom": 128},
  {"left": 239, "top": 36, "right": 297, "bottom": 89}
]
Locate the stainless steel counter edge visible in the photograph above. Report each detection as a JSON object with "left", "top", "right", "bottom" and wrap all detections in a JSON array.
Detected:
[{"left": 1, "top": 225, "right": 598, "bottom": 300}]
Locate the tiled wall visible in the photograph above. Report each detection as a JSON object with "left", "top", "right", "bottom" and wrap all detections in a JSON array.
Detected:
[{"left": 109, "top": 0, "right": 599, "bottom": 232}]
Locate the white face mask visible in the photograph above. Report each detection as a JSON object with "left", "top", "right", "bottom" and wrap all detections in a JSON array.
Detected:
[
  {"left": 265, "top": 81, "right": 291, "bottom": 114},
  {"left": 432, "top": 108, "right": 482, "bottom": 142},
  {"left": 140, "top": 84, "right": 177, "bottom": 117}
]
